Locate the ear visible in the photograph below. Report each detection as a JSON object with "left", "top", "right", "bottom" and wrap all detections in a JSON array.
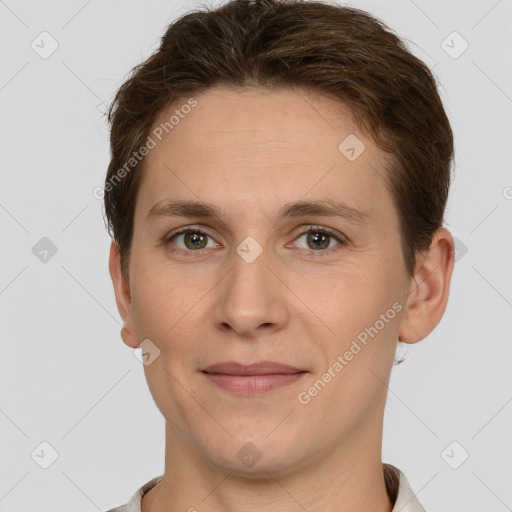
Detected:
[
  {"left": 108, "top": 241, "right": 140, "bottom": 349},
  {"left": 399, "top": 228, "right": 455, "bottom": 344}
]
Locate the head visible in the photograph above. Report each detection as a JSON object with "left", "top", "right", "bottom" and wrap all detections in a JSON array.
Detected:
[{"left": 105, "top": 0, "right": 454, "bottom": 476}]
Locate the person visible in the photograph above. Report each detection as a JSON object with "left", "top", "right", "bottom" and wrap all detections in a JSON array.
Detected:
[{"left": 103, "top": 0, "right": 455, "bottom": 510}]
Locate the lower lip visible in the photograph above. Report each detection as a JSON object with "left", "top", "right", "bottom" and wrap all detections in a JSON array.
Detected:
[{"left": 203, "top": 372, "right": 306, "bottom": 395}]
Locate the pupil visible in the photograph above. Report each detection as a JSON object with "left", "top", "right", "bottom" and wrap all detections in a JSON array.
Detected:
[
  {"left": 308, "top": 232, "right": 329, "bottom": 250},
  {"left": 186, "top": 232, "right": 206, "bottom": 249}
]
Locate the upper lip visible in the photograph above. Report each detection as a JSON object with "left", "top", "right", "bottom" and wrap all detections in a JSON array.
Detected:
[{"left": 202, "top": 361, "right": 306, "bottom": 375}]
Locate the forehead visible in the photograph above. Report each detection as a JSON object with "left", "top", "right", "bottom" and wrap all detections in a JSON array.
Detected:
[
  {"left": 136, "top": 86, "right": 393, "bottom": 225},
  {"left": 150, "top": 86, "right": 363, "bottom": 158}
]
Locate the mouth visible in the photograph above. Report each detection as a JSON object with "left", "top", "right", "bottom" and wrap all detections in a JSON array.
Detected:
[{"left": 201, "top": 361, "right": 308, "bottom": 395}]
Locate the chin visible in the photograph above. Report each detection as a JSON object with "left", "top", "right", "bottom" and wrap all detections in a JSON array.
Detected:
[{"left": 199, "top": 435, "right": 308, "bottom": 478}]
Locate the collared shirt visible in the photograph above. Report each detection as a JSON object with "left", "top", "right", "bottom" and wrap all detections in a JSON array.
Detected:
[{"left": 105, "top": 463, "right": 426, "bottom": 512}]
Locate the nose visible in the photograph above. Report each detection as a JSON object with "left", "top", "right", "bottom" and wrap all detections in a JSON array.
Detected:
[{"left": 213, "top": 241, "right": 289, "bottom": 338}]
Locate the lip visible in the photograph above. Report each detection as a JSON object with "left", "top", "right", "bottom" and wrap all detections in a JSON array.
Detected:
[
  {"left": 202, "top": 361, "right": 305, "bottom": 375},
  {"left": 202, "top": 361, "right": 308, "bottom": 396}
]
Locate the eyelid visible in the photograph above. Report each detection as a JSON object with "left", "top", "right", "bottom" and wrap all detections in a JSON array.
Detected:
[
  {"left": 291, "top": 225, "right": 346, "bottom": 242},
  {"left": 165, "top": 224, "right": 212, "bottom": 241}
]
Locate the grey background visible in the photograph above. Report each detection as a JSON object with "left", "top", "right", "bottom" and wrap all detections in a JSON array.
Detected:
[{"left": 0, "top": 0, "right": 511, "bottom": 510}]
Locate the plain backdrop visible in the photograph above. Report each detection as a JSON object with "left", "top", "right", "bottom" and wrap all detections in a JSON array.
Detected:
[{"left": 0, "top": 0, "right": 511, "bottom": 510}]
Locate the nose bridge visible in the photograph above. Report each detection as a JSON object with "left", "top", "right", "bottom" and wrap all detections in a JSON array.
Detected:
[
  {"left": 214, "top": 234, "right": 287, "bottom": 335},
  {"left": 232, "top": 235, "right": 270, "bottom": 294}
]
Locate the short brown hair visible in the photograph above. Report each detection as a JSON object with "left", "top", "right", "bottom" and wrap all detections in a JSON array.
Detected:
[{"left": 103, "top": 0, "right": 454, "bottom": 281}]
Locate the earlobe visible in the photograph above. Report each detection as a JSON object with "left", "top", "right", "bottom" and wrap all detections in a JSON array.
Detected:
[
  {"left": 399, "top": 228, "right": 455, "bottom": 344},
  {"left": 108, "top": 241, "right": 140, "bottom": 349}
]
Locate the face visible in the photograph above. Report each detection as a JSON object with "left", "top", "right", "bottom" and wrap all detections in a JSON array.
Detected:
[{"left": 114, "top": 86, "right": 420, "bottom": 477}]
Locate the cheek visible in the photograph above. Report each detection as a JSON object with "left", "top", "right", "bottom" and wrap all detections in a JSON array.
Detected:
[
  {"left": 131, "top": 279, "right": 170, "bottom": 337},
  {"left": 130, "top": 258, "right": 186, "bottom": 332},
  {"left": 304, "top": 267, "right": 390, "bottom": 331},
  {"left": 308, "top": 267, "right": 402, "bottom": 371},
  {"left": 130, "top": 265, "right": 209, "bottom": 366},
  {"left": 303, "top": 281, "right": 401, "bottom": 425}
]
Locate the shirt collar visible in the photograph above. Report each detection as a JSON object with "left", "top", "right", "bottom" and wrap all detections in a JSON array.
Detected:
[{"left": 384, "top": 463, "right": 427, "bottom": 511}]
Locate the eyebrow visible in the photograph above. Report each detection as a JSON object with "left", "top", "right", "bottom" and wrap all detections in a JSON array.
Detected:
[{"left": 146, "top": 198, "right": 370, "bottom": 225}]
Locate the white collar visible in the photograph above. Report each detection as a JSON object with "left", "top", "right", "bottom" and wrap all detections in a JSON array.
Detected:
[{"left": 384, "top": 463, "right": 427, "bottom": 511}]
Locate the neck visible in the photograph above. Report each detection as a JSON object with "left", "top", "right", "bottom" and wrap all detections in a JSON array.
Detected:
[{"left": 142, "top": 420, "right": 394, "bottom": 512}]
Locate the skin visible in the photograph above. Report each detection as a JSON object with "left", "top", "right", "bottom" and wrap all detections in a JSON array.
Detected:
[{"left": 109, "top": 85, "right": 455, "bottom": 512}]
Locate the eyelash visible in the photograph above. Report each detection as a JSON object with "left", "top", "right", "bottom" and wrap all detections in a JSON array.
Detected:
[{"left": 164, "top": 225, "right": 347, "bottom": 258}]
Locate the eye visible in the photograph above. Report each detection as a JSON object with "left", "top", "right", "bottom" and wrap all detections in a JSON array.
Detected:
[
  {"left": 165, "top": 227, "right": 218, "bottom": 253},
  {"left": 289, "top": 226, "right": 346, "bottom": 256},
  {"left": 164, "top": 225, "right": 346, "bottom": 257}
]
